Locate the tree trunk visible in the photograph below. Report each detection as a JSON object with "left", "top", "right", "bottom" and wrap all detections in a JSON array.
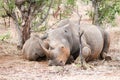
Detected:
[
  {"left": 16, "top": 17, "right": 31, "bottom": 49},
  {"left": 92, "top": 0, "right": 99, "bottom": 25},
  {"left": 22, "top": 18, "right": 31, "bottom": 46}
]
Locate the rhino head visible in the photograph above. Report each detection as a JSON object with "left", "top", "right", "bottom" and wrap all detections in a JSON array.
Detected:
[
  {"left": 40, "top": 19, "right": 84, "bottom": 66},
  {"left": 40, "top": 40, "right": 70, "bottom": 66}
]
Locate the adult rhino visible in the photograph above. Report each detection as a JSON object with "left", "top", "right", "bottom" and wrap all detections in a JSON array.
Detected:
[
  {"left": 22, "top": 34, "right": 48, "bottom": 61},
  {"left": 41, "top": 19, "right": 111, "bottom": 66}
]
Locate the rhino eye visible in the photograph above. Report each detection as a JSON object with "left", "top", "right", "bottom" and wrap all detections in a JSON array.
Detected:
[
  {"left": 61, "top": 46, "right": 64, "bottom": 49},
  {"left": 35, "top": 53, "right": 38, "bottom": 56},
  {"left": 60, "top": 45, "right": 65, "bottom": 49},
  {"left": 64, "top": 30, "right": 67, "bottom": 33},
  {"left": 49, "top": 46, "right": 54, "bottom": 50}
]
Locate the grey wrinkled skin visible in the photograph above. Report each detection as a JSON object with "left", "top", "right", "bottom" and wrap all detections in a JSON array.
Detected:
[
  {"left": 22, "top": 35, "right": 48, "bottom": 61},
  {"left": 42, "top": 19, "right": 111, "bottom": 66},
  {"left": 44, "top": 20, "right": 81, "bottom": 66},
  {"left": 79, "top": 24, "right": 111, "bottom": 62}
]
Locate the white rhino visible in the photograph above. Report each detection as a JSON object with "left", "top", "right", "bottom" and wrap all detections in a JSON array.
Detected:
[
  {"left": 22, "top": 35, "right": 48, "bottom": 61},
  {"left": 40, "top": 19, "right": 111, "bottom": 66}
]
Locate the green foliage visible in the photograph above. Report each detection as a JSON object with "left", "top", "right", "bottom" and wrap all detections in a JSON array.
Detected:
[
  {"left": 82, "top": 0, "right": 90, "bottom": 4},
  {"left": 67, "top": 0, "right": 76, "bottom": 6},
  {"left": 31, "top": 0, "right": 76, "bottom": 30},
  {"left": 0, "top": 0, "right": 5, "bottom": 16},
  {"left": 98, "top": 0, "right": 120, "bottom": 25},
  {"left": 0, "top": 0, "right": 16, "bottom": 17},
  {"left": 0, "top": 32, "right": 10, "bottom": 41},
  {"left": 0, "top": 0, "right": 3, "bottom": 8},
  {"left": 4, "top": 0, "right": 15, "bottom": 13},
  {"left": 86, "top": 10, "right": 93, "bottom": 19},
  {"left": 60, "top": 0, "right": 76, "bottom": 19},
  {"left": 32, "top": 26, "right": 47, "bottom": 32},
  {"left": 84, "top": 0, "right": 120, "bottom": 25},
  {"left": 0, "top": 0, "right": 76, "bottom": 31},
  {"left": 8, "top": 0, "right": 15, "bottom": 11}
]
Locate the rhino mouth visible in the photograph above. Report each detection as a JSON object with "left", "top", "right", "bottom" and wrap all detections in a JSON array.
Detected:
[{"left": 48, "top": 59, "right": 65, "bottom": 66}]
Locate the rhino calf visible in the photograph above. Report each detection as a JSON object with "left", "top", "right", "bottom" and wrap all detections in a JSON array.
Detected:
[{"left": 22, "top": 35, "right": 48, "bottom": 61}]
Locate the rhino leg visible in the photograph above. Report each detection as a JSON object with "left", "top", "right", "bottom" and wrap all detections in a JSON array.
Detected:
[
  {"left": 82, "top": 46, "right": 91, "bottom": 61},
  {"left": 82, "top": 46, "right": 96, "bottom": 69},
  {"left": 99, "top": 31, "right": 111, "bottom": 60},
  {"left": 81, "top": 59, "right": 94, "bottom": 70},
  {"left": 74, "top": 46, "right": 91, "bottom": 63},
  {"left": 100, "top": 52, "right": 111, "bottom": 61},
  {"left": 75, "top": 46, "right": 94, "bottom": 69}
]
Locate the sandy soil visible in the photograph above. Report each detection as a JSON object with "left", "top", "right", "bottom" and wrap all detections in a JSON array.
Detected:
[{"left": 0, "top": 27, "right": 120, "bottom": 80}]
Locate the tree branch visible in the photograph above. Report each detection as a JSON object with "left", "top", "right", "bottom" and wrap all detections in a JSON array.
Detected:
[
  {"left": 35, "top": 0, "right": 53, "bottom": 27},
  {"left": 76, "top": 6, "right": 82, "bottom": 25}
]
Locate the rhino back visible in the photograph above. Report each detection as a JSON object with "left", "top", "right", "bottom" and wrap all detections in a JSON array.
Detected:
[{"left": 81, "top": 24, "right": 104, "bottom": 59}]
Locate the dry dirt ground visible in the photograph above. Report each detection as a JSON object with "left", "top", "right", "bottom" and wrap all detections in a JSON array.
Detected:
[{"left": 0, "top": 27, "right": 120, "bottom": 80}]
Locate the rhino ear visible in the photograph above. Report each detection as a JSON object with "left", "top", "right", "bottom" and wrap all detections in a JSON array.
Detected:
[
  {"left": 60, "top": 45, "right": 65, "bottom": 49},
  {"left": 40, "top": 33, "right": 48, "bottom": 40},
  {"left": 43, "top": 40, "right": 49, "bottom": 49}
]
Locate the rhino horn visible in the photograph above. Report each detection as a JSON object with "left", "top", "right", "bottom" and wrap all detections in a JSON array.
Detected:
[{"left": 38, "top": 40, "right": 50, "bottom": 58}]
